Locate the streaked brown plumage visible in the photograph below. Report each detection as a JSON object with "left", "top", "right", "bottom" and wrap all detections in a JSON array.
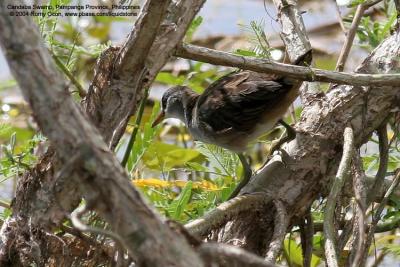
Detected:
[
  {"left": 152, "top": 71, "right": 301, "bottom": 152},
  {"left": 152, "top": 51, "right": 310, "bottom": 198}
]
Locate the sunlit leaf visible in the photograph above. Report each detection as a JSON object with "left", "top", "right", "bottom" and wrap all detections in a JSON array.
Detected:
[{"left": 143, "top": 142, "right": 201, "bottom": 171}]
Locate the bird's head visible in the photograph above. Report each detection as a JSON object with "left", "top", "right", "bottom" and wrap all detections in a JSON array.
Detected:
[{"left": 152, "top": 86, "right": 191, "bottom": 127}]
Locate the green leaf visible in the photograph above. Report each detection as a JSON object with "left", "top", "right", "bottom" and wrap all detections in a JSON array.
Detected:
[
  {"left": 9, "top": 133, "right": 16, "bottom": 154},
  {"left": 185, "top": 16, "right": 203, "bottom": 42},
  {"left": 0, "top": 79, "right": 17, "bottom": 91},
  {"left": 126, "top": 103, "right": 160, "bottom": 172},
  {"left": 156, "top": 72, "right": 186, "bottom": 86},
  {"left": 195, "top": 141, "right": 239, "bottom": 177},
  {"left": 185, "top": 162, "right": 207, "bottom": 172},
  {"left": 0, "top": 126, "right": 34, "bottom": 145},
  {"left": 143, "top": 142, "right": 200, "bottom": 171},
  {"left": 171, "top": 181, "right": 193, "bottom": 220},
  {"left": 234, "top": 49, "right": 258, "bottom": 57},
  {"left": 284, "top": 238, "right": 321, "bottom": 267}
]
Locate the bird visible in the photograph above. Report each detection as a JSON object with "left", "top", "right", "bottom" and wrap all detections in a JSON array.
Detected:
[{"left": 152, "top": 52, "right": 310, "bottom": 199}]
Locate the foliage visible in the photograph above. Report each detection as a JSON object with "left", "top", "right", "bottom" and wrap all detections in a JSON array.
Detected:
[
  {"left": 236, "top": 19, "right": 272, "bottom": 59},
  {"left": 355, "top": 1, "right": 397, "bottom": 49},
  {"left": 283, "top": 237, "right": 321, "bottom": 267},
  {"left": 185, "top": 16, "right": 203, "bottom": 43},
  {"left": 0, "top": 129, "right": 45, "bottom": 180},
  {"left": 123, "top": 102, "right": 161, "bottom": 172}
]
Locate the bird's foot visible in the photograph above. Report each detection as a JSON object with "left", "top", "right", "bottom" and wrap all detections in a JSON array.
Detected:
[
  {"left": 267, "top": 119, "right": 296, "bottom": 157},
  {"left": 228, "top": 153, "right": 252, "bottom": 200}
]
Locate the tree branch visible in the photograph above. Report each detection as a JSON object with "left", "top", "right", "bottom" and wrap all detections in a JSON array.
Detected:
[
  {"left": 335, "top": 4, "right": 366, "bottom": 72},
  {"left": 350, "top": 153, "right": 367, "bottom": 267},
  {"left": 367, "top": 124, "right": 389, "bottom": 204},
  {"left": 265, "top": 200, "right": 289, "bottom": 264},
  {"left": 300, "top": 209, "right": 314, "bottom": 267},
  {"left": 175, "top": 43, "right": 400, "bottom": 86},
  {"left": 198, "top": 243, "right": 278, "bottom": 267},
  {"left": 271, "top": 0, "right": 311, "bottom": 64},
  {"left": 0, "top": 1, "right": 205, "bottom": 266},
  {"left": 0, "top": 0, "right": 206, "bottom": 264},
  {"left": 185, "top": 194, "right": 271, "bottom": 237},
  {"left": 324, "top": 126, "right": 354, "bottom": 267},
  {"left": 271, "top": 0, "right": 319, "bottom": 102},
  {"left": 70, "top": 204, "right": 125, "bottom": 249}
]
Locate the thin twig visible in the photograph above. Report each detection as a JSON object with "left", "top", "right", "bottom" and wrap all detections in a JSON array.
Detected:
[
  {"left": 51, "top": 51, "right": 86, "bottom": 98},
  {"left": 121, "top": 88, "right": 150, "bottom": 167},
  {"left": 0, "top": 201, "right": 10, "bottom": 209},
  {"left": 304, "top": 214, "right": 400, "bottom": 234},
  {"left": 367, "top": 124, "right": 389, "bottom": 204},
  {"left": 265, "top": 200, "right": 289, "bottom": 263},
  {"left": 185, "top": 193, "right": 271, "bottom": 237},
  {"left": 338, "top": 217, "right": 354, "bottom": 253},
  {"left": 289, "top": 104, "right": 297, "bottom": 124},
  {"left": 324, "top": 126, "right": 354, "bottom": 267},
  {"left": 333, "top": 0, "right": 347, "bottom": 33},
  {"left": 360, "top": 169, "right": 400, "bottom": 266},
  {"left": 70, "top": 204, "right": 126, "bottom": 250},
  {"left": 350, "top": 152, "right": 367, "bottom": 267},
  {"left": 300, "top": 209, "right": 314, "bottom": 267},
  {"left": 335, "top": 4, "right": 366, "bottom": 72},
  {"left": 175, "top": 43, "right": 400, "bottom": 86},
  {"left": 370, "top": 251, "right": 387, "bottom": 267}
]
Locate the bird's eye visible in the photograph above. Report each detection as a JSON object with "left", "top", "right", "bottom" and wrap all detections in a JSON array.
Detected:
[{"left": 161, "top": 96, "right": 168, "bottom": 110}]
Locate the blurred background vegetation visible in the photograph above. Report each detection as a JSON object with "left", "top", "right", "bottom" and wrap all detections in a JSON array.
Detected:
[{"left": 0, "top": 0, "right": 400, "bottom": 266}]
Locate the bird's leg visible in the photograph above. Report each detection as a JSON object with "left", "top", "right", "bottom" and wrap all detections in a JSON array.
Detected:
[
  {"left": 228, "top": 153, "right": 252, "bottom": 199},
  {"left": 267, "top": 119, "right": 296, "bottom": 157}
]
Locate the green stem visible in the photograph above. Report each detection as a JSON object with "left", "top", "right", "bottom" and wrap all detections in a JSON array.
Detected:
[
  {"left": 121, "top": 89, "right": 150, "bottom": 168},
  {"left": 51, "top": 51, "right": 86, "bottom": 98}
]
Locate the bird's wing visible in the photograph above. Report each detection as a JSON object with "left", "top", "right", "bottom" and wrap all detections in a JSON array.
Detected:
[{"left": 197, "top": 71, "right": 292, "bottom": 133}]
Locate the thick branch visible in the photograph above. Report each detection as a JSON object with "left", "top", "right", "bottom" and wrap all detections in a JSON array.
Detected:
[
  {"left": 92, "top": 0, "right": 206, "bottom": 149},
  {"left": 271, "top": 0, "right": 311, "bottom": 64},
  {"left": 271, "top": 0, "right": 318, "bottom": 101},
  {"left": 0, "top": 1, "right": 204, "bottom": 266},
  {"left": 198, "top": 243, "right": 278, "bottom": 267},
  {"left": 185, "top": 194, "right": 271, "bottom": 237},
  {"left": 0, "top": 0, "right": 206, "bottom": 264}
]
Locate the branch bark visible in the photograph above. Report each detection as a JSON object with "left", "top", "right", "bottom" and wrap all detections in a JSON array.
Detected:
[
  {"left": 350, "top": 153, "right": 367, "bottom": 267},
  {"left": 324, "top": 127, "right": 354, "bottom": 267},
  {"left": 175, "top": 44, "right": 400, "bottom": 87},
  {"left": 265, "top": 200, "right": 289, "bottom": 264},
  {"left": 0, "top": 0, "right": 205, "bottom": 265},
  {"left": 186, "top": 194, "right": 271, "bottom": 237},
  {"left": 0, "top": 2, "right": 205, "bottom": 265},
  {"left": 198, "top": 243, "right": 278, "bottom": 267}
]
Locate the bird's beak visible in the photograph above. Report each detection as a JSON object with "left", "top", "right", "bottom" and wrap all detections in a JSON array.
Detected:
[{"left": 151, "top": 111, "right": 165, "bottom": 128}]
